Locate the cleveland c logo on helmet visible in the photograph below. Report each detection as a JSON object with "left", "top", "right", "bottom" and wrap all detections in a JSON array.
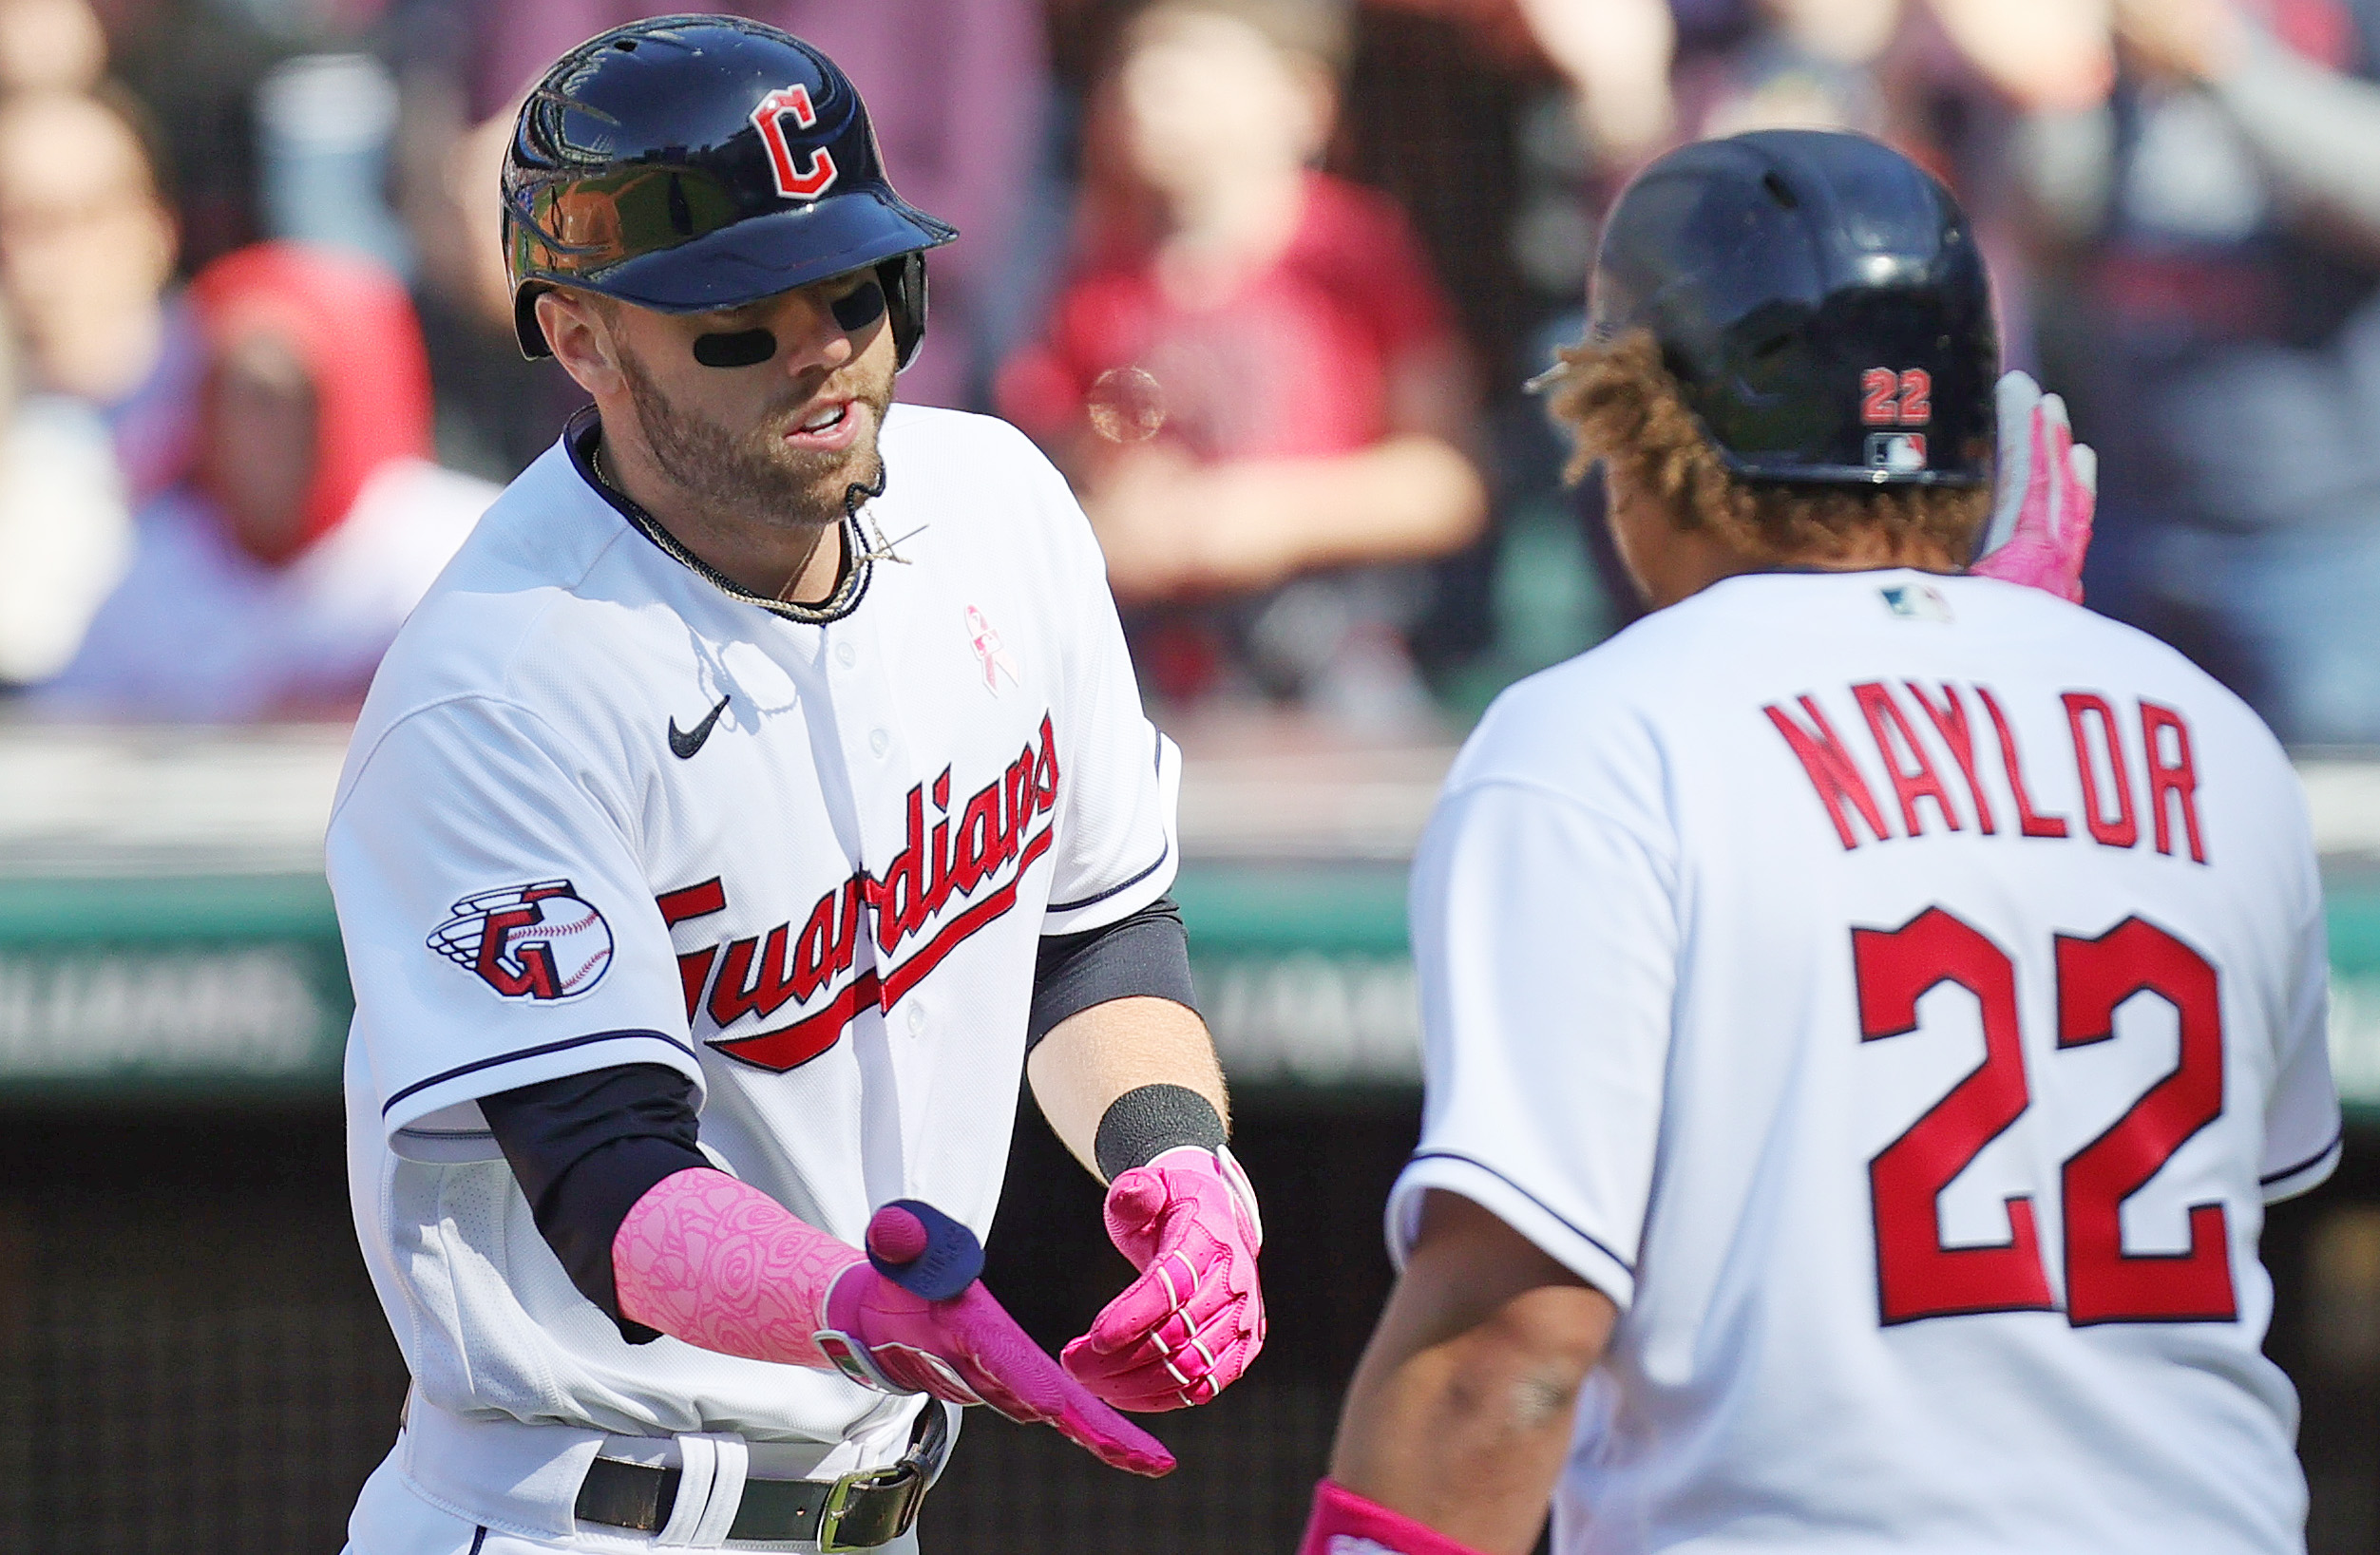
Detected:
[
  {"left": 752, "top": 85, "right": 839, "bottom": 200},
  {"left": 499, "top": 16, "right": 956, "bottom": 366}
]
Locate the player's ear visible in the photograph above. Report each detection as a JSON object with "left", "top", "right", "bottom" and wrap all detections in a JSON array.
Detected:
[{"left": 538, "top": 289, "right": 625, "bottom": 397}]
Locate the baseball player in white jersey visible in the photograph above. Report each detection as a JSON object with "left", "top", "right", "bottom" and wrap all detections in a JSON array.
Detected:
[
  {"left": 1299, "top": 131, "right": 2340, "bottom": 1555},
  {"left": 330, "top": 18, "right": 1263, "bottom": 1554}
]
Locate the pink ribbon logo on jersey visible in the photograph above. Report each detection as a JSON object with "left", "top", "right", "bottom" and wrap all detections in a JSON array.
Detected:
[{"left": 966, "top": 605, "right": 1020, "bottom": 693}]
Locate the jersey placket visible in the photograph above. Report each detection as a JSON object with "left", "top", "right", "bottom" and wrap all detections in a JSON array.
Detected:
[{"left": 822, "top": 600, "right": 923, "bottom": 1201}]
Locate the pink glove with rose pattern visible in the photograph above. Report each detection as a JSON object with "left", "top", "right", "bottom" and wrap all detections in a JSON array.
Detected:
[{"left": 614, "top": 1169, "right": 1172, "bottom": 1476}]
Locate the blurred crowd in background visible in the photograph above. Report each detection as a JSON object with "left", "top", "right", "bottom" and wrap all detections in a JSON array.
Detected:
[{"left": 0, "top": 0, "right": 2375, "bottom": 746}]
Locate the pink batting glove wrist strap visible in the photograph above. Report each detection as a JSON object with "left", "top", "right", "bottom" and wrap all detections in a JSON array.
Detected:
[
  {"left": 1297, "top": 1480, "right": 1496, "bottom": 1555},
  {"left": 611, "top": 1166, "right": 863, "bottom": 1373}
]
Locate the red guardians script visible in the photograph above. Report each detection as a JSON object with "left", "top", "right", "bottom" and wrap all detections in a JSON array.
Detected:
[{"left": 1762, "top": 682, "right": 2207, "bottom": 864}]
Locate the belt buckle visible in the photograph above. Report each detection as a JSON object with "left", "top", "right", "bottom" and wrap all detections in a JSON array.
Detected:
[{"left": 816, "top": 1459, "right": 926, "bottom": 1553}]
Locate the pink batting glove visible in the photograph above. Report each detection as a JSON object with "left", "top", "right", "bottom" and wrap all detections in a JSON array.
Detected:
[
  {"left": 1061, "top": 1145, "right": 1265, "bottom": 1412},
  {"left": 820, "top": 1204, "right": 1176, "bottom": 1478},
  {"left": 1971, "top": 370, "right": 2098, "bottom": 604}
]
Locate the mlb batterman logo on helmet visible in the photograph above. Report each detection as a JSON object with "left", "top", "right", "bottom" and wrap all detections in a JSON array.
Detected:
[{"left": 428, "top": 881, "right": 615, "bottom": 1000}]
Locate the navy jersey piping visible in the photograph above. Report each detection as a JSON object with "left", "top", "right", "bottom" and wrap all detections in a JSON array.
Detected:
[
  {"left": 1044, "top": 730, "right": 1172, "bottom": 915},
  {"left": 2261, "top": 1128, "right": 2344, "bottom": 1186},
  {"left": 1406, "top": 1148, "right": 1639, "bottom": 1276},
  {"left": 383, "top": 1029, "right": 695, "bottom": 1115},
  {"left": 1048, "top": 838, "right": 1171, "bottom": 916}
]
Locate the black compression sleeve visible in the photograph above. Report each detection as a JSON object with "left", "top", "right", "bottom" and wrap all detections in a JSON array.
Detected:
[
  {"left": 477, "top": 1063, "right": 710, "bottom": 1344},
  {"left": 1028, "top": 895, "right": 1198, "bottom": 1050}
]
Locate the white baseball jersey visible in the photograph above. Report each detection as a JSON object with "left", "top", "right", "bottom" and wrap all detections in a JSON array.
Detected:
[
  {"left": 329, "top": 405, "right": 1179, "bottom": 1473},
  {"left": 1393, "top": 570, "right": 2338, "bottom": 1555}
]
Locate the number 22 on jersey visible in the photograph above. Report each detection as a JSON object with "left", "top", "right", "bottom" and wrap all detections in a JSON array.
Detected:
[{"left": 1856, "top": 907, "right": 2235, "bottom": 1329}]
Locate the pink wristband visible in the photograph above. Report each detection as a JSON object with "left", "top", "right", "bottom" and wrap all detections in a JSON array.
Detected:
[
  {"left": 1298, "top": 1480, "right": 1496, "bottom": 1555},
  {"left": 611, "top": 1166, "right": 865, "bottom": 1371}
]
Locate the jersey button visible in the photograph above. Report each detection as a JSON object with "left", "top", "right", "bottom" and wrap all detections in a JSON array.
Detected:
[
  {"left": 905, "top": 1003, "right": 925, "bottom": 1034},
  {"left": 869, "top": 728, "right": 889, "bottom": 756},
  {"left": 836, "top": 641, "right": 856, "bottom": 669}
]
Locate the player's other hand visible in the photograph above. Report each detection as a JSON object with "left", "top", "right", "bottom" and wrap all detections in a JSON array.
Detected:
[
  {"left": 1971, "top": 370, "right": 2097, "bottom": 604},
  {"left": 1063, "top": 1146, "right": 1265, "bottom": 1411},
  {"left": 818, "top": 1205, "right": 1175, "bottom": 1477}
]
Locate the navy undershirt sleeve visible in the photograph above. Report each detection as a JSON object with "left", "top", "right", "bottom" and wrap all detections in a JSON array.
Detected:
[
  {"left": 1028, "top": 895, "right": 1198, "bottom": 1050},
  {"left": 478, "top": 1063, "right": 708, "bottom": 1344}
]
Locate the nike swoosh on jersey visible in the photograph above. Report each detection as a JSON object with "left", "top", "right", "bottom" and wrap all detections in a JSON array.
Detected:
[{"left": 668, "top": 693, "right": 733, "bottom": 759}]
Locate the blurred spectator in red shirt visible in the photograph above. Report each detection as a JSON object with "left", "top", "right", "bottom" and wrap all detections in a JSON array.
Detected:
[
  {"left": 39, "top": 242, "right": 493, "bottom": 719},
  {"left": 0, "top": 88, "right": 200, "bottom": 503},
  {"left": 1001, "top": 0, "right": 1487, "bottom": 726}
]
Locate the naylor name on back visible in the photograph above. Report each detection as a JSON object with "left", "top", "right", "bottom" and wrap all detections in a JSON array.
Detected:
[{"left": 1763, "top": 681, "right": 2208, "bottom": 864}]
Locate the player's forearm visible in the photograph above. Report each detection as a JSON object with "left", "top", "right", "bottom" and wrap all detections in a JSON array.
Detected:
[
  {"left": 2213, "top": 29, "right": 2380, "bottom": 235},
  {"left": 611, "top": 1166, "right": 861, "bottom": 1370},
  {"left": 1329, "top": 1195, "right": 1613, "bottom": 1555},
  {"left": 1027, "top": 995, "right": 1228, "bottom": 1181},
  {"left": 1206, "top": 437, "right": 1488, "bottom": 579},
  {"left": 1332, "top": 1299, "right": 1603, "bottom": 1554},
  {"left": 1516, "top": 0, "right": 1676, "bottom": 155},
  {"left": 1923, "top": 0, "right": 2113, "bottom": 112}
]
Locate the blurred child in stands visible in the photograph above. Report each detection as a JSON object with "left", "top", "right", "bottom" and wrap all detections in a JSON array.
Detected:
[
  {"left": 39, "top": 242, "right": 493, "bottom": 720},
  {"left": 1000, "top": 0, "right": 1487, "bottom": 730}
]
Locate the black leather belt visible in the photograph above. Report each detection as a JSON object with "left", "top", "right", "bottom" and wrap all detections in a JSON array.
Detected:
[{"left": 575, "top": 1406, "right": 947, "bottom": 1551}]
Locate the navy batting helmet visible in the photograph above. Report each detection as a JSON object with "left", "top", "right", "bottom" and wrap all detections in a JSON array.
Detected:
[
  {"left": 502, "top": 14, "right": 957, "bottom": 368},
  {"left": 1587, "top": 129, "right": 1996, "bottom": 488}
]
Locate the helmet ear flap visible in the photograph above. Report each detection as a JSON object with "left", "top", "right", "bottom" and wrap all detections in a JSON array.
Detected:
[
  {"left": 514, "top": 282, "right": 555, "bottom": 361},
  {"left": 879, "top": 252, "right": 928, "bottom": 371}
]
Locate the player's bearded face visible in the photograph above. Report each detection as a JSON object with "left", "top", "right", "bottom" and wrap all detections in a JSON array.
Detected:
[{"left": 612, "top": 287, "right": 898, "bottom": 528}]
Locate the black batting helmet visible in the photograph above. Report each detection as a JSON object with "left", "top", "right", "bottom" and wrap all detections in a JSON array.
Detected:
[
  {"left": 502, "top": 14, "right": 957, "bottom": 368},
  {"left": 1587, "top": 129, "right": 1996, "bottom": 487}
]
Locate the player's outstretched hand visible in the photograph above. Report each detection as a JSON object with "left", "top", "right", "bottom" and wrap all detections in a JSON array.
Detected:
[
  {"left": 1970, "top": 370, "right": 2097, "bottom": 604},
  {"left": 1062, "top": 1146, "right": 1265, "bottom": 1412},
  {"left": 818, "top": 1204, "right": 1176, "bottom": 1478}
]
